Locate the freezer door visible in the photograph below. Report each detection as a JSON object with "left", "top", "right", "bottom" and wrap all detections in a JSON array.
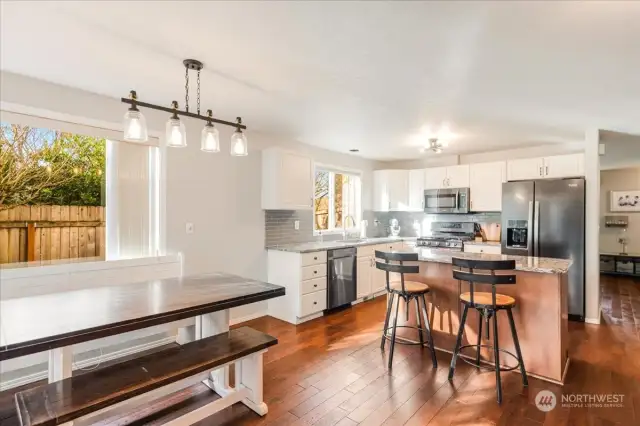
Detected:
[
  {"left": 501, "top": 181, "right": 535, "bottom": 256},
  {"left": 535, "top": 178, "right": 586, "bottom": 319}
]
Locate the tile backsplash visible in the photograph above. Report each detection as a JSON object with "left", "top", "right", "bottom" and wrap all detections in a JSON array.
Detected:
[
  {"left": 265, "top": 209, "right": 501, "bottom": 246},
  {"left": 369, "top": 211, "right": 502, "bottom": 238}
]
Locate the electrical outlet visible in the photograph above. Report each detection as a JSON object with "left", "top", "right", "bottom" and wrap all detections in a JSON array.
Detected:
[
  {"left": 294, "top": 220, "right": 300, "bottom": 230},
  {"left": 186, "top": 222, "right": 194, "bottom": 234}
]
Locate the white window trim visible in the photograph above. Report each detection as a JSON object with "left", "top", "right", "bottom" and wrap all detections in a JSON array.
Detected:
[
  {"left": 0, "top": 102, "right": 167, "bottom": 265},
  {"left": 313, "top": 163, "right": 363, "bottom": 236}
]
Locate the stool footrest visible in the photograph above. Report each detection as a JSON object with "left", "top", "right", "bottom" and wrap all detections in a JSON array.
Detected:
[
  {"left": 457, "top": 343, "right": 522, "bottom": 372},
  {"left": 382, "top": 325, "right": 428, "bottom": 346}
]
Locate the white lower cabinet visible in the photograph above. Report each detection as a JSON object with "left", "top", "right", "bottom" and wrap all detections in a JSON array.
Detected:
[
  {"left": 267, "top": 249, "right": 328, "bottom": 325},
  {"left": 357, "top": 256, "right": 372, "bottom": 299}
]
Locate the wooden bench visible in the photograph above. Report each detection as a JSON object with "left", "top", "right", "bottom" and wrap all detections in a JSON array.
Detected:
[{"left": 14, "top": 327, "right": 277, "bottom": 426}]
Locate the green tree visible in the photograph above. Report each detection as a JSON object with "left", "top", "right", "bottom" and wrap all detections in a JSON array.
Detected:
[{"left": 0, "top": 123, "right": 106, "bottom": 209}]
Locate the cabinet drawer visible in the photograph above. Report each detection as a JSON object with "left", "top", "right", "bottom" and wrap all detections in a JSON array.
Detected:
[
  {"left": 301, "top": 251, "right": 327, "bottom": 267},
  {"left": 301, "top": 276, "right": 327, "bottom": 295},
  {"left": 299, "top": 290, "right": 327, "bottom": 317},
  {"left": 357, "top": 245, "right": 375, "bottom": 258},
  {"left": 377, "top": 242, "right": 403, "bottom": 252},
  {"left": 464, "top": 244, "right": 501, "bottom": 255},
  {"left": 302, "top": 264, "right": 326, "bottom": 281}
]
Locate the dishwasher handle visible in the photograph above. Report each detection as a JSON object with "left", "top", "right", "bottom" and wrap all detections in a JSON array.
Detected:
[{"left": 327, "top": 247, "right": 357, "bottom": 259}]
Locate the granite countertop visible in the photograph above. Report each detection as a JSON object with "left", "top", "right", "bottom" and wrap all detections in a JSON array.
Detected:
[
  {"left": 410, "top": 247, "right": 572, "bottom": 274},
  {"left": 464, "top": 241, "right": 501, "bottom": 247},
  {"left": 600, "top": 252, "right": 640, "bottom": 258},
  {"left": 266, "top": 236, "right": 413, "bottom": 253}
]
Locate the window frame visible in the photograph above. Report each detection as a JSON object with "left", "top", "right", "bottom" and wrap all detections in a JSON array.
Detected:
[
  {"left": 313, "top": 163, "right": 363, "bottom": 236},
  {"left": 0, "top": 103, "right": 165, "bottom": 267}
]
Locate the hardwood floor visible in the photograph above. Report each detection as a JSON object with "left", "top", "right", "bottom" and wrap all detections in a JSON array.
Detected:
[{"left": 1, "top": 275, "right": 639, "bottom": 425}]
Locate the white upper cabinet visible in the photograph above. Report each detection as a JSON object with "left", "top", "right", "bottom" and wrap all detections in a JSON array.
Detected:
[
  {"left": 423, "top": 167, "right": 448, "bottom": 190},
  {"left": 408, "top": 169, "right": 425, "bottom": 211},
  {"left": 507, "top": 154, "right": 584, "bottom": 181},
  {"left": 373, "top": 170, "right": 410, "bottom": 211},
  {"left": 469, "top": 161, "right": 506, "bottom": 212},
  {"left": 543, "top": 153, "right": 584, "bottom": 179},
  {"left": 262, "top": 148, "right": 313, "bottom": 210},
  {"left": 507, "top": 157, "right": 544, "bottom": 181},
  {"left": 446, "top": 165, "right": 470, "bottom": 188},
  {"left": 424, "top": 165, "right": 470, "bottom": 189}
]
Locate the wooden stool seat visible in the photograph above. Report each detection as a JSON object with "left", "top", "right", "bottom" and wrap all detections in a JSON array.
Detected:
[
  {"left": 389, "top": 280, "right": 430, "bottom": 294},
  {"left": 460, "top": 291, "right": 515, "bottom": 307}
]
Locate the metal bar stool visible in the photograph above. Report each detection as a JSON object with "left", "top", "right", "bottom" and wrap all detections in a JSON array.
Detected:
[
  {"left": 375, "top": 250, "right": 437, "bottom": 370},
  {"left": 448, "top": 257, "right": 528, "bottom": 404}
]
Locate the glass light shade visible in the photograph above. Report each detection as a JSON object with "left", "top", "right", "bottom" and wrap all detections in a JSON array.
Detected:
[
  {"left": 123, "top": 109, "right": 148, "bottom": 142},
  {"left": 165, "top": 117, "right": 187, "bottom": 148},
  {"left": 201, "top": 123, "right": 220, "bottom": 152},
  {"left": 230, "top": 129, "right": 248, "bottom": 156}
]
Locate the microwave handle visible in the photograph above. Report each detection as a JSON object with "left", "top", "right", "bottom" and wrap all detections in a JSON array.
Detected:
[{"left": 455, "top": 189, "right": 459, "bottom": 209}]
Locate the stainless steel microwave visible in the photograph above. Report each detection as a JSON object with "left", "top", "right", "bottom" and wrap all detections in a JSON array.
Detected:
[{"left": 424, "top": 188, "right": 470, "bottom": 214}]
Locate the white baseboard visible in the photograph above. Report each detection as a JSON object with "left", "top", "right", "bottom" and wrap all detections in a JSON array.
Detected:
[
  {"left": 584, "top": 317, "right": 601, "bottom": 325},
  {"left": 230, "top": 311, "right": 267, "bottom": 326},
  {"left": 0, "top": 336, "right": 176, "bottom": 391}
]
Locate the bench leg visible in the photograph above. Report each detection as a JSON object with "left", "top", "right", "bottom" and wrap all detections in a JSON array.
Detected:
[
  {"left": 236, "top": 351, "right": 268, "bottom": 416},
  {"left": 48, "top": 346, "right": 72, "bottom": 383}
]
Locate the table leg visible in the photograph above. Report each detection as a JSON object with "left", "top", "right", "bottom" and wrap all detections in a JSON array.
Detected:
[
  {"left": 48, "top": 346, "right": 72, "bottom": 383},
  {"left": 49, "top": 347, "right": 74, "bottom": 425},
  {"left": 197, "top": 310, "right": 232, "bottom": 395}
]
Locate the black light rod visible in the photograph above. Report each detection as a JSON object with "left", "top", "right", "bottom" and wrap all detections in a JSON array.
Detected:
[{"left": 121, "top": 98, "right": 247, "bottom": 130}]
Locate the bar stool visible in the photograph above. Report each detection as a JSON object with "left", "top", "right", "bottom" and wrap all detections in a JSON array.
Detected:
[
  {"left": 448, "top": 258, "right": 528, "bottom": 404},
  {"left": 375, "top": 250, "right": 438, "bottom": 370}
]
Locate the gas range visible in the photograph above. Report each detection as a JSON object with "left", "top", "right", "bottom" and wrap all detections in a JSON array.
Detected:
[
  {"left": 416, "top": 236, "right": 471, "bottom": 251},
  {"left": 416, "top": 221, "right": 476, "bottom": 252}
]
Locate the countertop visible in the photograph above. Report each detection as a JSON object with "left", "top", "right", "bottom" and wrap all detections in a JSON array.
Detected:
[
  {"left": 266, "top": 237, "right": 414, "bottom": 253},
  {"left": 464, "top": 241, "right": 501, "bottom": 247},
  {"left": 410, "top": 247, "right": 572, "bottom": 274},
  {"left": 600, "top": 252, "right": 640, "bottom": 258}
]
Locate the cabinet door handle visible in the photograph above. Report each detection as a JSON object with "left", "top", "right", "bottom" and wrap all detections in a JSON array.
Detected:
[
  {"left": 313, "top": 256, "right": 317, "bottom": 260},
  {"left": 313, "top": 301, "right": 317, "bottom": 305},
  {"left": 539, "top": 166, "right": 543, "bottom": 177},
  {"left": 545, "top": 166, "right": 549, "bottom": 176},
  {"left": 314, "top": 284, "right": 318, "bottom": 287},
  {"left": 313, "top": 270, "right": 317, "bottom": 274}
]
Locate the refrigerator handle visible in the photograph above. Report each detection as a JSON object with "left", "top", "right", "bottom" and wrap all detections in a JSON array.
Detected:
[
  {"left": 534, "top": 201, "right": 540, "bottom": 257},
  {"left": 527, "top": 201, "right": 534, "bottom": 256}
]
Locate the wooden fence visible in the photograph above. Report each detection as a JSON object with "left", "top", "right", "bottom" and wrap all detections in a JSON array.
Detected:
[{"left": 0, "top": 205, "right": 105, "bottom": 264}]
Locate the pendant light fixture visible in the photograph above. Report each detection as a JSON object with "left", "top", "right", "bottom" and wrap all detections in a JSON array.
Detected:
[
  {"left": 166, "top": 101, "right": 187, "bottom": 148},
  {"left": 121, "top": 59, "right": 248, "bottom": 155},
  {"left": 230, "top": 117, "right": 248, "bottom": 156},
  {"left": 123, "top": 90, "right": 148, "bottom": 142},
  {"left": 201, "top": 109, "right": 220, "bottom": 152}
]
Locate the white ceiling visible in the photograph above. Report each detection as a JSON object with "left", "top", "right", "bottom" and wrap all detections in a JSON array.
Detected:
[{"left": 1, "top": 1, "right": 639, "bottom": 160}]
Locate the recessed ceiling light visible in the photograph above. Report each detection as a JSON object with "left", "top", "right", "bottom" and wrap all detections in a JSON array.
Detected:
[{"left": 349, "top": 149, "right": 359, "bottom": 152}]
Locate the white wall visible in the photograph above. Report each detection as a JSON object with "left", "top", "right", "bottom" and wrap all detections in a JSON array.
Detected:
[
  {"left": 600, "top": 167, "right": 640, "bottom": 253},
  {"left": 599, "top": 130, "right": 640, "bottom": 170},
  {"left": 0, "top": 71, "right": 378, "bottom": 321}
]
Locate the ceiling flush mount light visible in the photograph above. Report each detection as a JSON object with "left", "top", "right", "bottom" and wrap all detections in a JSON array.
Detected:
[
  {"left": 230, "top": 117, "right": 248, "bottom": 156},
  {"left": 123, "top": 90, "right": 148, "bottom": 142},
  {"left": 121, "top": 59, "right": 248, "bottom": 155},
  {"left": 427, "top": 138, "right": 446, "bottom": 154}
]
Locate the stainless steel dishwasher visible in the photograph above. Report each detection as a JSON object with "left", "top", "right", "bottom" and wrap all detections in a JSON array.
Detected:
[{"left": 326, "top": 247, "right": 357, "bottom": 310}]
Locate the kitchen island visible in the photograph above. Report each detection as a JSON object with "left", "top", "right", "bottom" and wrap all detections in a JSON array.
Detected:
[{"left": 394, "top": 247, "right": 571, "bottom": 384}]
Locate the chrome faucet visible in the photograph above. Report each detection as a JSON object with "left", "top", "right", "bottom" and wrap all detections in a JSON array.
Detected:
[{"left": 343, "top": 215, "right": 356, "bottom": 240}]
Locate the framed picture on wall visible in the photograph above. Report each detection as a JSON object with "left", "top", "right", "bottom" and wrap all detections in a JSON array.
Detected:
[{"left": 611, "top": 190, "right": 640, "bottom": 212}]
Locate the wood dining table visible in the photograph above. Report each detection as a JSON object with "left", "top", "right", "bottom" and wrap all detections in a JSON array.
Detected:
[{"left": 0, "top": 272, "right": 285, "bottom": 418}]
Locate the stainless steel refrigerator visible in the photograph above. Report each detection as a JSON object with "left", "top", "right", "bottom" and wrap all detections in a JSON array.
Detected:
[{"left": 501, "top": 178, "right": 585, "bottom": 321}]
